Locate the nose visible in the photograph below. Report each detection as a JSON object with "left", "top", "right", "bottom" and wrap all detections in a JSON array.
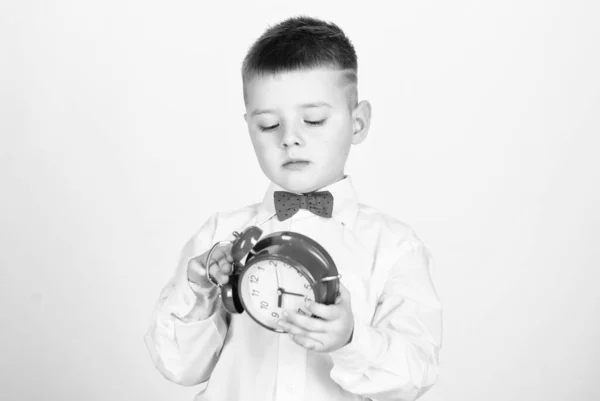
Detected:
[{"left": 280, "top": 124, "right": 304, "bottom": 148}]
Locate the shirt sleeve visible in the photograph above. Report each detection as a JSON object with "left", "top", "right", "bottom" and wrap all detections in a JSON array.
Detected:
[
  {"left": 329, "top": 230, "right": 442, "bottom": 401},
  {"left": 144, "top": 213, "right": 230, "bottom": 386}
]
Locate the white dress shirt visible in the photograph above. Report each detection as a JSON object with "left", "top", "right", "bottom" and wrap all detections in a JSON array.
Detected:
[{"left": 144, "top": 176, "right": 442, "bottom": 401}]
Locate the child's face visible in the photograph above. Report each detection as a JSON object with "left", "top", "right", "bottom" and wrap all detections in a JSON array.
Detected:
[{"left": 244, "top": 68, "right": 368, "bottom": 194}]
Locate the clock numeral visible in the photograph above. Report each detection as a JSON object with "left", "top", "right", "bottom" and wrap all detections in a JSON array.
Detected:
[
  {"left": 304, "top": 297, "right": 313, "bottom": 304},
  {"left": 257, "top": 265, "right": 265, "bottom": 271},
  {"left": 250, "top": 275, "right": 259, "bottom": 284},
  {"left": 271, "top": 312, "right": 279, "bottom": 318},
  {"left": 268, "top": 260, "right": 278, "bottom": 267},
  {"left": 260, "top": 301, "right": 269, "bottom": 309},
  {"left": 251, "top": 289, "right": 260, "bottom": 297},
  {"left": 297, "top": 270, "right": 304, "bottom": 277},
  {"left": 304, "top": 283, "right": 311, "bottom": 289},
  {"left": 297, "top": 308, "right": 306, "bottom": 315}
]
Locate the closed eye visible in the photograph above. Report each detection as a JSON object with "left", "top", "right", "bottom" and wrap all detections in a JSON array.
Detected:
[
  {"left": 305, "top": 119, "right": 326, "bottom": 126},
  {"left": 259, "top": 124, "right": 279, "bottom": 132}
]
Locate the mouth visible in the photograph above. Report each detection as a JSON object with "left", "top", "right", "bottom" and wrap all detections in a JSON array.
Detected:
[{"left": 282, "top": 159, "right": 310, "bottom": 170}]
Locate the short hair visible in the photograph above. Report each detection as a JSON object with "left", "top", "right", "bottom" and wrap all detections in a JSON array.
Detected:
[{"left": 242, "top": 16, "right": 358, "bottom": 107}]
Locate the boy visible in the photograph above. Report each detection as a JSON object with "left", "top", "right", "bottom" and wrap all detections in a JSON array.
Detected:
[{"left": 145, "top": 16, "right": 442, "bottom": 401}]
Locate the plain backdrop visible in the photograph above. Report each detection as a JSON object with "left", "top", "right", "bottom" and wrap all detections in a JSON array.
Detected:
[{"left": 1, "top": 1, "right": 599, "bottom": 400}]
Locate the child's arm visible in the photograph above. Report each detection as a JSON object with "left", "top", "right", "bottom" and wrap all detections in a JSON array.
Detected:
[
  {"left": 144, "top": 214, "right": 229, "bottom": 386},
  {"left": 328, "top": 231, "right": 442, "bottom": 400}
]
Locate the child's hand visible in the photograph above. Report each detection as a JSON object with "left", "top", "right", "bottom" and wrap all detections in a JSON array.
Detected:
[
  {"left": 187, "top": 244, "right": 234, "bottom": 294},
  {"left": 276, "top": 282, "right": 355, "bottom": 353}
]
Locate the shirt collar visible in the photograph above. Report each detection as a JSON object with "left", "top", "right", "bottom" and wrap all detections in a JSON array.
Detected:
[{"left": 256, "top": 175, "right": 360, "bottom": 230}]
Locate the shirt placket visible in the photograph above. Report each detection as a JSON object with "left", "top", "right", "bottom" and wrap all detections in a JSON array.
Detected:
[{"left": 274, "top": 214, "right": 307, "bottom": 401}]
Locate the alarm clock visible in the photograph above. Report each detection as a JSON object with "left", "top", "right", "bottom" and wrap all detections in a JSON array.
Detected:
[{"left": 205, "top": 226, "right": 341, "bottom": 332}]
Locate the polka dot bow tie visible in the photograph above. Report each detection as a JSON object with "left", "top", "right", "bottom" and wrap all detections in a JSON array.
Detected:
[{"left": 273, "top": 190, "right": 334, "bottom": 221}]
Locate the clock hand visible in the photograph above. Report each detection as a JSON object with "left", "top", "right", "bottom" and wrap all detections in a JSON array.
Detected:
[
  {"left": 281, "top": 290, "right": 305, "bottom": 297},
  {"left": 277, "top": 288, "right": 283, "bottom": 308},
  {"left": 275, "top": 264, "right": 281, "bottom": 287}
]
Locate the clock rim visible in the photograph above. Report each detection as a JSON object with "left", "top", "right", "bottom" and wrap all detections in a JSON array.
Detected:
[{"left": 248, "top": 231, "right": 340, "bottom": 305}]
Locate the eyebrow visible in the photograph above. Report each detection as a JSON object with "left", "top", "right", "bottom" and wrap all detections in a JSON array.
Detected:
[{"left": 250, "top": 102, "right": 333, "bottom": 117}]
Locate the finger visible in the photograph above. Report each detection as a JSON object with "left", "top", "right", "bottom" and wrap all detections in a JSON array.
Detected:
[
  {"left": 280, "top": 310, "right": 328, "bottom": 333},
  {"left": 305, "top": 299, "right": 342, "bottom": 321},
  {"left": 207, "top": 260, "right": 231, "bottom": 284},
  {"left": 205, "top": 245, "right": 233, "bottom": 266},
  {"left": 276, "top": 319, "right": 306, "bottom": 336},
  {"left": 200, "top": 245, "right": 234, "bottom": 281},
  {"left": 217, "top": 257, "right": 233, "bottom": 275},
  {"left": 336, "top": 282, "right": 351, "bottom": 305},
  {"left": 218, "top": 244, "right": 234, "bottom": 263},
  {"left": 187, "top": 259, "right": 208, "bottom": 285},
  {"left": 276, "top": 319, "right": 326, "bottom": 344},
  {"left": 188, "top": 256, "right": 230, "bottom": 286},
  {"left": 290, "top": 333, "right": 324, "bottom": 350}
]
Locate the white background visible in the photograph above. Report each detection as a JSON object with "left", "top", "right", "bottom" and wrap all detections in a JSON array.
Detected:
[{"left": 1, "top": 1, "right": 599, "bottom": 400}]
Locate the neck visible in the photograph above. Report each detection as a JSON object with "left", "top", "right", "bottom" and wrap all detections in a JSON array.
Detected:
[{"left": 302, "top": 174, "right": 345, "bottom": 195}]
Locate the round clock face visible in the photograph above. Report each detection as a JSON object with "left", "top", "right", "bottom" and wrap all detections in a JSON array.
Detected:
[{"left": 239, "top": 256, "right": 316, "bottom": 331}]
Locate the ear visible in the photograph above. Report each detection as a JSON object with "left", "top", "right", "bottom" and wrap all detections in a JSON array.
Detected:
[{"left": 351, "top": 100, "right": 371, "bottom": 145}]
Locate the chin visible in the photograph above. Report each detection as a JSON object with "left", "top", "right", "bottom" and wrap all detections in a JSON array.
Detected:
[
  {"left": 280, "top": 183, "right": 316, "bottom": 194},
  {"left": 273, "top": 176, "right": 321, "bottom": 194}
]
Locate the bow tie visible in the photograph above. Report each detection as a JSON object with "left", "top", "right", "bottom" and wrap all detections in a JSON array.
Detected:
[{"left": 273, "top": 190, "right": 334, "bottom": 221}]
